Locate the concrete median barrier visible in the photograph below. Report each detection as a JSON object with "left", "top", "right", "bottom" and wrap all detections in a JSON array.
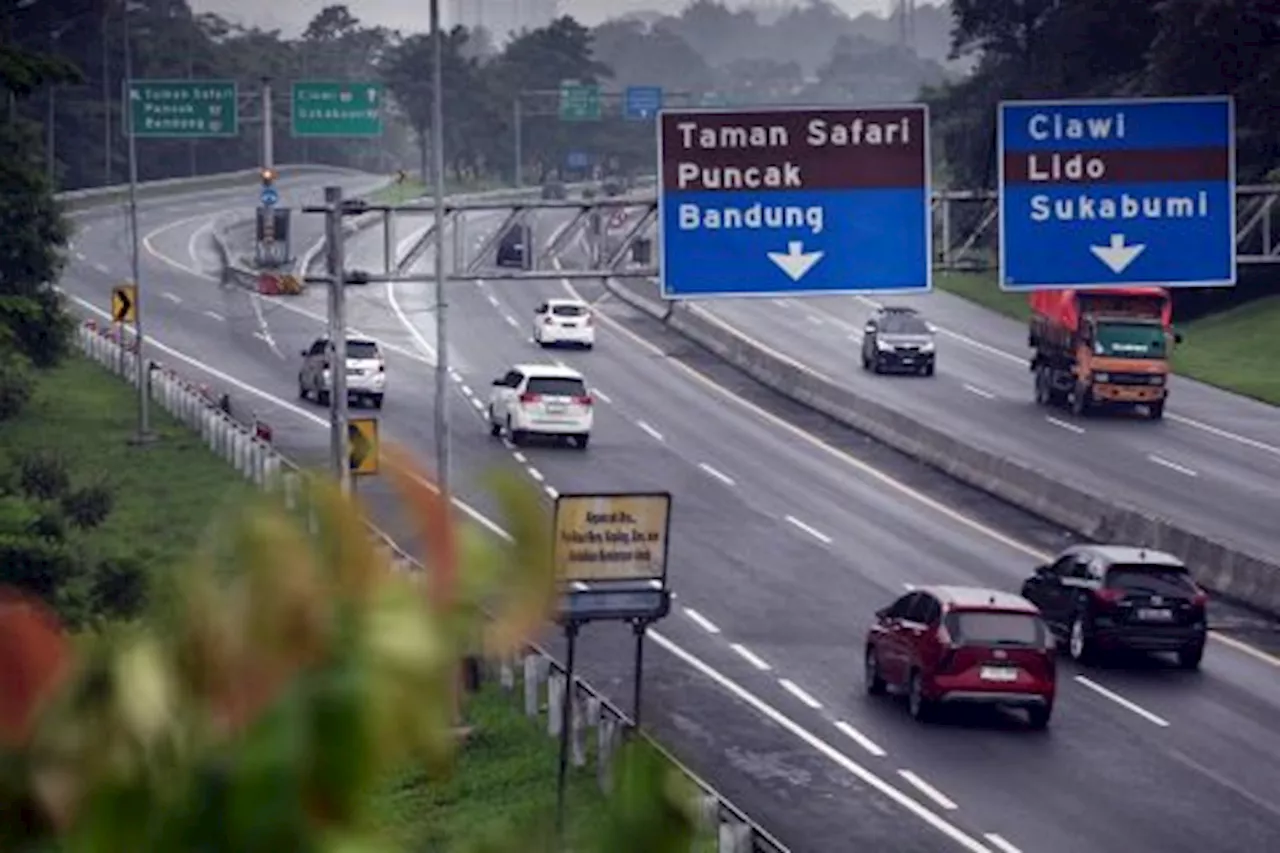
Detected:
[{"left": 604, "top": 277, "right": 1280, "bottom": 617}]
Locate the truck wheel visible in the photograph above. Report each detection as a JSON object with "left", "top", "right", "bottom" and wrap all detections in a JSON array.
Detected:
[
  {"left": 1148, "top": 401, "right": 1165, "bottom": 420},
  {"left": 1071, "top": 385, "right": 1091, "bottom": 417},
  {"left": 1034, "top": 368, "right": 1051, "bottom": 405}
]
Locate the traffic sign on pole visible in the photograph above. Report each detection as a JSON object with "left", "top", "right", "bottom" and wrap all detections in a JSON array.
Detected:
[
  {"left": 625, "top": 86, "right": 663, "bottom": 120},
  {"left": 558, "top": 80, "right": 600, "bottom": 121},
  {"left": 348, "top": 417, "right": 379, "bottom": 475},
  {"left": 998, "top": 96, "right": 1235, "bottom": 291},
  {"left": 261, "top": 186, "right": 279, "bottom": 207},
  {"left": 291, "top": 81, "right": 384, "bottom": 137},
  {"left": 657, "top": 105, "right": 932, "bottom": 299},
  {"left": 126, "top": 80, "right": 237, "bottom": 138},
  {"left": 111, "top": 284, "right": 137, "bottom": 324},
  {"left": 567, "top": 150, "right": 590, "bottom": 169}
]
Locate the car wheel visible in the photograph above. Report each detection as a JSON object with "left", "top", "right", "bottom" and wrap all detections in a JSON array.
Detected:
[
  {"left": 488, "top": 408, "right": 502, "bottom": 437},
  {"left": 371, "top": 394, "right": 384, "bottom": 410},
  {"left": 1068, "top": 615, "right": 1095, "bottom": 664},
  {"left": 507, "top": 418, "right": 526, "bottom": 446},
  {"left": 921, "top": 363, "right": 935, "bottom": 377},
  {"left": 871, "top": 357, "right": 884, "bottom": 375},
  {"left": 1027, "top": 703, "right": 1053, "bottom": 730},
  {"left": 1177, "top": 642, "right": 1205, "bottom": 670},
  {"left": 318, "top": 389, "right": 331, "bottom": 406},
  {"left": 1071, "top": 385, "right": 1091, "bottom": 417},
  {"left": 865, "top": 646, "right": 886, "bottom": 696},
  {"left": 298, "top": 379, "right": 309, "bottom": 400},
  {"left": 1149, "top": 401, "right": 1165, "bottom": 421},
  {"left": 861, "top": 352, "right": 870, "bottom": 370},
  {"left": 575, "top": 433, "right": 590, "bottom": 450},
  {"left": 907, "top": 670, "right": 933, "bottom": 722},
  {"left": 1034, "top": 366, "right": 1051, "bottom": 406}
]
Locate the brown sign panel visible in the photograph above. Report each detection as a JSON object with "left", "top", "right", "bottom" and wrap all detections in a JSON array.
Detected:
[{"left": 553, "top": 492, "right": 672, "bottom": 584}]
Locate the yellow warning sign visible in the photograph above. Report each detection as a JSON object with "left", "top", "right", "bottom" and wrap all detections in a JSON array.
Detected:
[
  {"left": 111, "top": 284, "right": 137, "bottom": 324},
  {"left": 552, "top": 492, "right": 671, "bottom": 583},
  {"left": 348, "top": 417, "right": 379, "bottom": 475}
]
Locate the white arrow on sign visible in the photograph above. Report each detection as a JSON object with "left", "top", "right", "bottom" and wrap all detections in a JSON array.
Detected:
[
  {"left": 767, "top": 241, "right": 824, "bottom": 282},
  {"left": 1090, "top": 233, "right": 1146, "bottom": 274}
]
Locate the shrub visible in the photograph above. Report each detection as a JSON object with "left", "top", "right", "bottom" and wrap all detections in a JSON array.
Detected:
[
  {"left": 89, "top": 555, "right": 148, "bottom": 620},
  {"left": 61, "top": 481, "right": 114, "bottom": 529},
  {"left": 0, "top": 532, "right": 81, "bottom": 605},
  {"left": 17, "top": 451, "right": 70, "bottom": 501},
  {"left": 0, "top": 349, "right": 35, "bottom": 421}
]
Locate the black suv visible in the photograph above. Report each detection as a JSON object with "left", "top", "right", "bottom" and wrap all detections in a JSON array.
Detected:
[
  {"left": 1020, "top": 545, "right": 1208, "bottom": 669},
  {"left": 496, "top": 223, "right": 532, "bottom": 269},
  {"left": 861, "top": 306, "right": 936, "bottom": 376}
]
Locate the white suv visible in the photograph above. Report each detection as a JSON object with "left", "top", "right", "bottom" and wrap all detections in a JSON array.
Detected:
[
  {"left": 533, "top": 298, "right": 594, "bottom": 349},
  {"left": 488, "top": 363, "right": 593, "bottom": 449},
  {"left": 298, "top": 337, "right": 386, "bottom": 409}
]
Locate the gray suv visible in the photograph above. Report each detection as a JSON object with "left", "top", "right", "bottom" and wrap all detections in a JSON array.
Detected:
[{"left": 861, "top": 306, "right": 937, "bottom": 376}]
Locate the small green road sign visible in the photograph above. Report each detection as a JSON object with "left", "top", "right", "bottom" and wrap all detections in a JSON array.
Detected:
[
  {"left": 127, "top": 79, "right": 238, "bottom": 138},
  {"left": 292, "top": 81, "right": 384, "bottom": 137},
  {"left": 558, "top": 81, "right": 601, "bottom": 121}
]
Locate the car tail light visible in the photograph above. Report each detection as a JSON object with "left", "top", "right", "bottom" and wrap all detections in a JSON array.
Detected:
[
  {"left": 1191, "top": 589, "right": 1209, "bottom": 608},
  {"left": 574, "top": 394, "right": 593, "bottom": 406},
  {"left": 1093, "top": 587, "right": 1125, "bottom": 605},
  {"left": 519, "top": 392, "right": 540, "bottom": 404}
]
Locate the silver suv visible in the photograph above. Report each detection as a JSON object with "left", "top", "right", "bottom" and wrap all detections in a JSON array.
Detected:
[{"left": 298, "top": 337, "right": 386, "bottom": 409}]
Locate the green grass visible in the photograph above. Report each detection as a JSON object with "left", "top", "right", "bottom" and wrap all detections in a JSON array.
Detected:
[
  {"left": 935, "top": 270, "right": 1280, "bottom": 406},
  {"left": 0, "top": 356, "right": 255, "bottom": 573}
]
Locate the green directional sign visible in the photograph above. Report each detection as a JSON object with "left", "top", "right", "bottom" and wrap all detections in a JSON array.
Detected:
[
  {"left": 558, "top": 81, "right": 601, "bottom": 122},
  {"left": 292, "top": 81, "right": 384, "bottom": 137},
  {"left": 127, "top": 79, "right": 238, "bottom": 138}
]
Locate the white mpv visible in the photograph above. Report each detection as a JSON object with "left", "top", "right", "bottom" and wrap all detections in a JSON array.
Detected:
[
  {"left": 298, "top": 337, "right": 386, "bottom": 409},
  {"left": 533, "top": 298, "right": 595, "bottom": 348},
  {"left": 488, "top": 363, "right": 593, "bottom": 449}
]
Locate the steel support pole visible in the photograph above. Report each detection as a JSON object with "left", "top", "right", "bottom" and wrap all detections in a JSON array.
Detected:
[
  {"left": 431, "top": 0, "right": 451, "bottom": 498},
  {"left": 556, "top": 623, "right": 579, "bottom": 837},
  {"left": 324, "top": 186, "right": 350, "bottom": 492},
  {"left": 262, "top": 77, "right": 274, "bottom": 171},
  {"left": 102, "top": 6, "right": 111, "bottom": 186},
  {"left": 123, "top": 8, "right": 152, "bottom": 444},
  {"left": 513, "top": 96, "right": 522, "bottom": 187}
]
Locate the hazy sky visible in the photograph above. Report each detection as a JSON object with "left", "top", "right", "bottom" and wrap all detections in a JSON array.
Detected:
[{"left": 189, "top": 1, "right": 894, "bottom": 36}]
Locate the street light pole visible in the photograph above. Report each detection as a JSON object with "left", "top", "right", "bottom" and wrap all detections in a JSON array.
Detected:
[
  {"left": 431, "top": 0, "right": 450, "bottom": 499},
  {"left": 102, "top": 5, "right": 111, "bottom": 186}
]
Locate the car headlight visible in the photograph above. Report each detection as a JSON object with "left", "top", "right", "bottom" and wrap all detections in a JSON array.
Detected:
[
  {"left": 1094, "top": 372, "right": 1110, "bottom": 383},
  {"left": 920, "top": 341, "right": 935, "bottom": 353},
  {"left": 876, "top": 339, "right": 893, "bottom": 351},
  {"left": 1148, "top": 374, "right": 1165, "bottom": 385}
]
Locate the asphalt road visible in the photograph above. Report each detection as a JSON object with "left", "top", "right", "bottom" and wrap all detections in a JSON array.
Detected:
[{"left": 57, "top": 178, "right": 1280, "bottom": 853}]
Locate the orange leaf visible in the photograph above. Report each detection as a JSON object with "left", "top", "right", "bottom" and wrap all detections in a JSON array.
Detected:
[
  {"left": 0, "top": 587, "right": 71, "bottom": 748},
  {"left": 384, "top": 444, "right": 457, "bottom": 610}
]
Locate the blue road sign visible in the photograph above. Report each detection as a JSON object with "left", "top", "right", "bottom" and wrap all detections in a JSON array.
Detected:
[
  {"left": 567, "top": 150, "right": 590, "bottom": 169},
  {"left": 998, "top": 96, "right": 1235, "bottom": 291},
  {"left": 625, "top": 86, "right": 664, "bottom": 120},
  {"left": 261, "top": 185, "right": 279, "bottom": 207},
  {"left": 657, "top": 105, "right": 931, "bottom": 299}
]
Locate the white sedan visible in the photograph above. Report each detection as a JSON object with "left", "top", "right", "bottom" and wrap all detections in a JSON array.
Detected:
[
  {"left": 533, "top": 298, "right": 594, "bottom": 348},
  {"left": 488, "top": 363, "right": 593, "bottom": 449}
]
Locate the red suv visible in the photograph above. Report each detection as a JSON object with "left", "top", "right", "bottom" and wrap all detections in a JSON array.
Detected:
[{"left": 865, "top": 586, "right": 1057, "bottom": 729}]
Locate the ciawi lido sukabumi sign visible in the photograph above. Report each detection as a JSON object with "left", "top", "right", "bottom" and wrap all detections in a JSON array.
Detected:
[
  {"left": 657, "top": 105, "right": 932, "bottom": 298},
  {"left": 998, "top": 96, "right": 1235, "bottom": 290}
]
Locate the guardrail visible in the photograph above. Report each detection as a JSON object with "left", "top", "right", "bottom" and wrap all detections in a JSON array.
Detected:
[{"left": 73, "top": 318, "right": 788, "bottom": 853}]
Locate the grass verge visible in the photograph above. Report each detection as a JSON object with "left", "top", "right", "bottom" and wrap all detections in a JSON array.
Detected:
[
  {"left": 935, "top": 271, "right": 1280, "bottom": 406},
  {"left": 0, "top": 355, "right": 255, "bottom": 578}
]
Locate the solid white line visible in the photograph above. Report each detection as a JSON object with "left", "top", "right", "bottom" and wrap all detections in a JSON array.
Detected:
[
  {"left": 983, "top": 834, "right": 1023, "bottom": 853},
  {"left": 1148, "top": 454, "right": 1198, "bottom": 477},
  {"left": 835, "top": 721, "right": 887, "bottom": 758},
  {"left": 898, "top": 770, "right": 959, "bottom": 810},
  {"left": 487, "top": 293, "right": 500, "bottom": 306},
  {"left": 203, "top": 310, "right": 224, "bottom": 322},
  {"left": 140, "top": 212, "right": 221, "bottom": 281},
  {"left": 74, "top": 251, "right": 86, "bottom": 261},
  {"left": 248, "top": 293, "right": 283, "bottom": 359},
  {"left": 772, "top": 298, "right": 788, "bottom": 308},
  {"left": 1073, "top": 675, "right": 1171, "bottom": 727},
  {"left": 698, "top": 462, "right": 736, "bottom": 486},
  {"left": 505, "top": 315, "right": 519, "bottom": 328},
  {"left": 592, "top": 388, "right": 612, "bottom": 403},
  {"left": 544, "top": 484, "right": 559, "bottom": 499},
  {"left": 513, "top": 451, "right": 527, "bottom": 463},
  {"left": 682, "top": 607, "right": 721, "bottom": 634},
  {"left": 785, "top": 514, "right": 832, "bottom": 544},
  {"left": 92, "top": 262, "right": 110, "bottom": 274},
  {"left": 806, "top": 315, "right": 824, "bottom": 325},
  {"left": 649, "top": 632, "right": 993, "bottom": 851},
  {"left": 385, "top": 278, "right": 439, "bottom": 361},
  {"left": 729, "top": 643, "right": 771, "bottom": 671},
  {"left": 636, "top": 420, "right": 664, "bottom": 441},
  {"left": 779, "top": 678, "right": 822, "bottom": 709},
  {"left": 963, "top": 383, "right": 996, "bottom": 400},
  {"left": 470, "top": 398, "right": 483, "bottom": 410},
  {"left": 460, "top": 383, "right": 472, "bottom": 397},
  {"left": 161, "top": 292, "right": 182, "bottom": 304},
  {"left": 526, "top": 467, "right": 545, "bottom": 482},
  {"left": 1045, "top": 416, "right": 1085, "bottom": 434}
]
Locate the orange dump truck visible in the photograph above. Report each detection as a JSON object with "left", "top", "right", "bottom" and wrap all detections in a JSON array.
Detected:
[{"left": 1028, "top": 287, "right": 1178, "bottom": 420}]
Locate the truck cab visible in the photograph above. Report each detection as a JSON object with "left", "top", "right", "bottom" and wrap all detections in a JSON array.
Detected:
[{"left": 1028, "top": 287, "right": 1180, "bottom": 420}]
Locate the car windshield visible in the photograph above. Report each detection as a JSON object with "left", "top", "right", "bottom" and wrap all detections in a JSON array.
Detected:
[
  {"left": 526, "top": 376, "right": 586, "bottom": 397},
  {"left": 1105, "top": 565, "right": 1197, "bottom": 596},
  {"left": 346, "top": 341, "right": 379, "bottom": 360},
  {"left": 879, "top": 314, "right": 929, "bottom": 335},
  {"left": 944, "top": 610, "right": 1046, "bottom": 647},
  {"left": 1095, "top": 322, "right": 1166, "bottom": 358},
  {"left": 551, "top": 304, "right": 586, "bottom": 317}
]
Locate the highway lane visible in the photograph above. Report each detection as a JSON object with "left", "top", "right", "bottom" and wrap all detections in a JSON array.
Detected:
[{"left": 370, "top": 212, "right": 1280, "bottom": 852}]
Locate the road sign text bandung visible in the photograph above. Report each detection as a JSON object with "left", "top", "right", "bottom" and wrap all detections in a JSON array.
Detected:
[
  {"left": 128, "top": 80, "right": 237, "bottom": 138},
  {"left": 999, "top": 97, "right": 1235, "bottom": 290},
  {"left": 658, "top": 106, "right": 931, "bottom": 298}
]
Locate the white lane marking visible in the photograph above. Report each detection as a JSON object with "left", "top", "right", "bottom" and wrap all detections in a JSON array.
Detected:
[
  {"left": 203, "top": 310, "right": 224, "bottom": 322},
  {"left": 785, "top": 514, "right": 832, "bottom": 544},
  {"left": 698, "top": 462, "right": 736, "bottom": 487},
  {"left": 806, "top": 315, "right": 824, "bottom": 325},
  {"left": 1045, "top": 416, "right": 1085, "bottom": 434},
  {"left": 385, "top": 278, "right": 439, "bottom": 362},
  {"left": 72, "top": 281, "right": 996, "bottom": 852},
  {"left": 544, "top": 484, "right": 559, "bottom": 499},
  {"left": 526, "top": 467, "right": 545, "bottom": 483},
  {"left": 903, "top": 582, "right": 917, "bottom": 590},
  {"left": 729, "top": 643, "right": 771, "bottom": 671},
  {"left": 636, "top": 420, "right": 664, "bottom": 441},
  {"left": 963, "top": 383, "right": 996, "bottom": 400},
  {"left": 651, "top": 633, "right": 993, "bottom": 852},
  {"left": 74, "top": 251, "right": 86, "bottom": 261},
  {"left": 513, "top": 451, "right": 527, "bottom": 463},
  {"left": 91, "top": 262, "right": 110, "bottom": 274},
  {"left": 187, "top": 218, "right": 213, "bottom": 271},
  {"left": 460, "top": 383, "right": 472, "bottom": 397},
  {"left": 161, "top": 292, "right": 182, "bottom": 303},
  {"left": 592, "top": 388, "right": 612, "bottom": 403},
  {"left": 771, "top": 298, "right": 788, "bottom": 308},
  {"left": 505, "top": 314, "right": 519, "bottom": 328},
  {"left": 835, "top": 721, "right": 887, "bottom": 758},
  {"left": 847, "top": 333, "right": 862, "bottom": 343},
  {"left": 1073, "top": 675, "right": 1171, "bottom": 727},
  {"left": 983, "top": 834, "right": 1024, "bottom": 853},
  {"left": 1148, "top": 454, "right": 1198, "bottom": 477},
  {"left": 682, "top": 607, "right": 721, "bottom": 634},
  {"left": 487, "top": 293, "right": 500, "bottom": 307},
  {"left": 898, "top": 769, "right": 959, "bottom": 810},
  {"left": 259, "top": 292, "right": 432, "bottom": 366},
  {"left": 249, "top": 292, "right": 283, "bottom": 359},
  {"left": 471, "top": 398, "right": 483, "bottom": 411},
  {"left": 779, "top": 678, "right": 822, "bottom": 709},
  {"left": 141, "top": 212, "right": 221, "bottom": 281}
]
